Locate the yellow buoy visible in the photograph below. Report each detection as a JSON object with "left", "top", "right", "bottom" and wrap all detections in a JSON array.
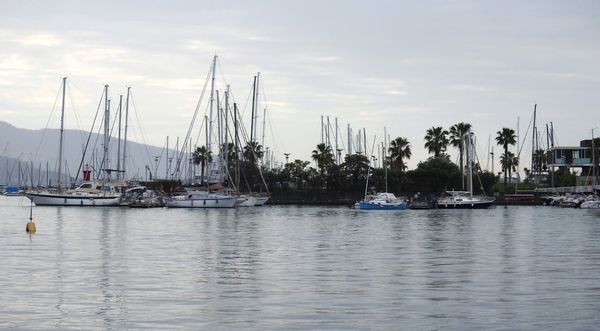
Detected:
[
  {"left": 26, "top": 202, "right": 36, "bottom": 233},
  {"left": 26, "top": 220, "right": 36, "bottom": 233}
]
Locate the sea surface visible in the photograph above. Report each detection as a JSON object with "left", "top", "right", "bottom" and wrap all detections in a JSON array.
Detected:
[{"left": 1, "top": 196, "right": 599, "bottom": 330}]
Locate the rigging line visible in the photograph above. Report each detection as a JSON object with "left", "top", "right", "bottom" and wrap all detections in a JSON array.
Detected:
[
  {"left": 238, "top": 80, "right": 255, "bottom": 120},
  {"left": 517, "top": 111, "right": 535, "bottom": 158},
  {"left": 33, "top": 79, "right": 63, "bottom": 164},
  {"left": 66, "top": 80, "right": 86, "bottom": 141},
  {"left": 192, "top": 101, "right": 210, "bottom": 151},
  {"left": 174, "top": 60, "right": 213, "bottom": 179},
  {"left": 266, "top": 112, "right": 285, "bottom": 162},
  {"left": 76, "top": 86, "right": 105, "bottom": 182},
  {"left": 129, "top": 91, "right": 154, "bottom": 167}
]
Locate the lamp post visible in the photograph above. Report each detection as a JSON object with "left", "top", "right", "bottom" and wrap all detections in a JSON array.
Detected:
[{"left": 284, "top": 153, "right": 290, "bottom": 165}]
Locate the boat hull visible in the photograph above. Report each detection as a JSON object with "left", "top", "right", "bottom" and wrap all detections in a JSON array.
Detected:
[
  {"left": 436, "top": 200, "right": 494, "bottom": 209},
  {"left": 26, "top": 193, "right": 121, "bottom": 206},
  {"left": 165, "top": 197, "right": 237, "bottom": 208},
  {"left": 237, "top": 196, "right": 258, "bottom": 207},
  {"left": 579, "top": 201, "right": 600, "bottom": 209},
  {"left": 254, "top": 196, "right": 270, "bottom": 206},
  {"left": 358, "top": 201, "right": 406, "bottom": 210}
]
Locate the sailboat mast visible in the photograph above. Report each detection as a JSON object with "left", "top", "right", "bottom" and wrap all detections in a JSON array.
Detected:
[
  {"left": 57, "top": 77, "right": 66, "bottom": 188},
  {"left": 225, "top": 88, "right": 229, "bottom": 174},
  {"left": 254, "top": 72, "right": 260, "bottom": 143},
  {"left": 103, "top": 84, "right": 110, "bottom": 181},
  {"left": 251, "top": 76, "right": 257, "bottom": 143},
  {"left": 166, "top": 136, "right": 169, "bottom": 180},
  {"left": 216, "top": 90, "right": 222, "bottom": 182},
  {"left": 348, "top": 124, "right": 352, "bottom": 155},
  {"left": 117, "top": 94, "right": 123, "bottom": 180},
  {"left": 262, "top": 107, "right": 266, "bottom": 164},
  {"left": 122, "top": 86, "right": 130, "bottom": 180},
  {"left": 208, "top": 55, "right": 217, "bottom": 153},
  {"left": 531, "top": 104, "right": 537, "bottom": 181},
  {"left": 468, "top": 131, "right": 474, "bottom": 198},
  {"left": 234, "top": 103, "right": 240, "bottom": 191}
]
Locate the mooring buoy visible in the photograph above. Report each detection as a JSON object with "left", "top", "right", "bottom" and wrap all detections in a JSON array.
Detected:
[{"left": 26, "top": 202, "right": 36, "bottom": 233}]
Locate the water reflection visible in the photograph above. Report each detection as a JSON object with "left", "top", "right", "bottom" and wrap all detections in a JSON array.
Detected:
[{"left": 1, "top": 203, "right": 600, "bottom": 329}]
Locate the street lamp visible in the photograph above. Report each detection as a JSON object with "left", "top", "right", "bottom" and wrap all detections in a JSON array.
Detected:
[{"left": 284, "top": 153, "right": 290, "bottom": 165}]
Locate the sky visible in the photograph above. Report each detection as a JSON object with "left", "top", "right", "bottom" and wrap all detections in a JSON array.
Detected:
[{"left": 1, "top": 0, "right": 599, "bottom": 175}]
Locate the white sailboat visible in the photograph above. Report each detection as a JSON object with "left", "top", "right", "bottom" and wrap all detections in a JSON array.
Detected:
[
  {"left": 357, "top": 131, "right": 406, "bottom": 210},
  {"left": 26, "top": 80, "right": 123, "bottom": 206},
  {"left": 165, "top": 190, "right": 237, "bottom": 208},
  {"left": 437, "top": 130, "right": 494, "bottom": 209}
]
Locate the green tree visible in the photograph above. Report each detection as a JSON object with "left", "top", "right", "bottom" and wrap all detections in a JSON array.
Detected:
[
  {"left": 495, "top": 127, "right": 517, "bottom": 191},
  {"left": 311, "top": 143, "right": 335, "bottom": 175},
  {"left": 243, "top": 141, "right": 264, "bottom": 166},
  {"left": 339, "top": 153, "right": 370, "bottom": 192},
  {"left": 587, "top": 137, "right": 600, "bottom": 184},
  {"left": 406, "top": 156, "right": 461, "bottom": 192},
  {"left": 500, "top": 151, "right": 519, "bottom": 187},
  {"left": 424, "top": 126, "right": 449, "bottom": 157},
  {"left": 388, "top": 137, "right": 412, "bottom": 171},
  {"left": 283, "top": 159, "right": 311, "bottom": 191},
  {"left": 533, "top": 149, "right": 546, "bottom": 172},
  {"left": 449, "top": 122, "right": 472, "bottom": 189},
  {"left": 192, "top": 145, "right": 212, "bottom": 185}
]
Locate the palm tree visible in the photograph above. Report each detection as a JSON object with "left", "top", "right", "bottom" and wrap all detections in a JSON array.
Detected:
[
  {"left": 243, "top": 141, "right": 263, "bottom": 166},
  {"left": 311, "top": 143, "right": 334, "bottom": 175},
  {"left": 495, "top": 127, "right": 517, "bottom": 191},
  {"left": 388, "top": 137, "right": 412, "bottom": 171},
  {"left": 500, "top": 151, "right": 519, "bottom": 186},
  {"left": 192, "top": 145, "right": 212, "bottom": 185},
  {"left": 223, "top": 142, "right": 236, "bottom": 170},
  {"left": 424, "top": 126, "right": 449, "bottom": 157},
  {"left": 532, "top": 148, "right": 547, "bottom": 183},
  {"left": 533, "top": 149, "right": 546, "bottom": 171},
  {"left": 342, "top": 153, "right": 370, "bottom": 185},
  {"left": 449, "top": 122, "right": 472, "bottom": 189}
]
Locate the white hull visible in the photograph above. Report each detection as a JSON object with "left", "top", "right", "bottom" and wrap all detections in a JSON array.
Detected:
[
  {"left": 254, "top": 196, "right": 270, "bottom": 206},
  {"left": 166, "top": 196, "right": 237, "bottom": 208},
  {"left": 580, "top": 200, "right": 600, "bottom": 209},
  {"left": 237, "top": 196, "right": 258, "bottom": 207},
  {"left": 26, "top": 192, "right": 121, "bottom": 206}
]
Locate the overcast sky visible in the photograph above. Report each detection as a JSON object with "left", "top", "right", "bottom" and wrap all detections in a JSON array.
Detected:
[{"left": 1, "top": 0, "right": 599, "bottom": 173}]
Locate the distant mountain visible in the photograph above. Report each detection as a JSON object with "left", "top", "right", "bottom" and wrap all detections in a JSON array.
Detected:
[{"left": 0, "top": 121, "right": 183, "bottom": 186}]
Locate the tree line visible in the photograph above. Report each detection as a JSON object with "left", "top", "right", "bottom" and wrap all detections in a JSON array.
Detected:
[{"left": 179, "top": 122, "right": 599, "bottom": 195}]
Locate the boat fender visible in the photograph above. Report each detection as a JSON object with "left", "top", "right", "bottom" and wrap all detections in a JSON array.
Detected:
[{"left": 203, "top": 200, "right": 206, "bottom": 205}]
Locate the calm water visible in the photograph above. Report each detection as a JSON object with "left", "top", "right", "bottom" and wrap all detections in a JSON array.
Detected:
[{"left": 1, "top": 196, "right": 599, "bottom": 330}]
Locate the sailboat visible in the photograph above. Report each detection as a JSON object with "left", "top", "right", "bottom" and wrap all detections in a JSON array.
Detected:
[
  {"left": 166, "top": 55, "right": 238, "bottom": 208},
  {"left": 437, "top": 131, "right": 494, "bottom": 209},
  {"left": 26, "top": 79, "right": 124, "bottom": 206},
  {"left": 358, "top": 132, "right": 406, "bottom": 210}
]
